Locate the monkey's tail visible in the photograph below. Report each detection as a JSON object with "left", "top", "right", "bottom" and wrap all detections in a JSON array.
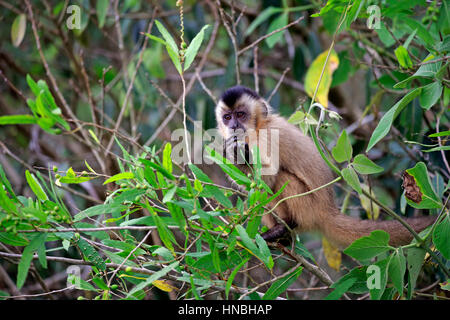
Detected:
[{"left": 321, "top": 211, "right": 435, "bottom": 249}]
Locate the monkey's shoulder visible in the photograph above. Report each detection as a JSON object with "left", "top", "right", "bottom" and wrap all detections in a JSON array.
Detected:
[{"left": 266, "top": 114, "right": 334, "bottom": 185}]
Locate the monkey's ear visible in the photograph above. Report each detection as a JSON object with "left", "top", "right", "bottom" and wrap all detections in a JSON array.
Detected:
[{"left": 260, "top": 100, "right": 272, "bottom": 117}]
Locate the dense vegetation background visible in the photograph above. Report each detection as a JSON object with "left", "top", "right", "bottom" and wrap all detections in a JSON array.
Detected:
[{"left": 0, "top": 0, "right": 448, "bottom": 300}]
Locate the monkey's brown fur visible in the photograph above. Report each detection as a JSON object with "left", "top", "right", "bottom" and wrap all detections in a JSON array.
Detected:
[{"left": 216, "top": 86, "right": 434, "bottom": 249}]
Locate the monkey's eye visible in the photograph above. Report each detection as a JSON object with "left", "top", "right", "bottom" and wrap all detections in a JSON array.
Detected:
[
  {"left": 223, "top": 114, "right": 232, "bottom": 121},
  {"left": 236, "top": 111, "right": 245, "bottom": 118}
]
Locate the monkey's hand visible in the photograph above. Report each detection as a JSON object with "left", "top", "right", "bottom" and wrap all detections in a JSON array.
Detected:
[{"left": 224, "top": 135, "right": 250, "bottom": 165}]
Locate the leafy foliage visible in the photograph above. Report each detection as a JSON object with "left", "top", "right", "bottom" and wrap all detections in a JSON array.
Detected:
[{"left": 0, "top": 0, "right": 448, "bottom": 301}]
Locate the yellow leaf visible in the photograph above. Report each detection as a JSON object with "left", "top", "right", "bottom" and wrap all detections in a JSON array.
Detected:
[
  {"left": 322, "top": 236, "right": 341, "bottom": 271},
  {"left": 304, "top": 49, "right": 339, "bottom": 107},
  {"left": 359, "top": 184, "right": 380, "bottom": 220},
  {"left": 11, "top": 14, "right": 26, "bottom": 47},
  {"left": 152, "top": 280, "right": 177, "bottom": 292}
]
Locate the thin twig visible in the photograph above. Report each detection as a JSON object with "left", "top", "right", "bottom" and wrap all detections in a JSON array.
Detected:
[
  {"left": 237, "top": 16, "right": 304, "bottom": 56},
  {"left": 267, "top": 67, "right": 290, "bottom": 103},
  {"left": 105, "top": 10, "right": 157, "bottom": 157},
  {"left": 253, "top": 47, "right": 260, "bottom": 94},
  {"left": 216, "top": 0, "right": 241, "bottom": 84}
]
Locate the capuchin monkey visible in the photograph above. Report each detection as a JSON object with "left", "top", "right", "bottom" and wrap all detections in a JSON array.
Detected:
[{"left": 215, "top": 85, "right": 435, "bottom": 249}]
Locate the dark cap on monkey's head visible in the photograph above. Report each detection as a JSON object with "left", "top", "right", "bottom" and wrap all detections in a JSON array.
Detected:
[{"left": 220, "top": 86, "right": 259, "bottom": 108}]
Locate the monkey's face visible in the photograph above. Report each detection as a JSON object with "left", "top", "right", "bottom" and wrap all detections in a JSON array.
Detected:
[
  {"left": 221, "top": 106, "right": 249, "bottom": 132},
  {"left": 216, "top": 86, "right": 268, "bottom": 140}
]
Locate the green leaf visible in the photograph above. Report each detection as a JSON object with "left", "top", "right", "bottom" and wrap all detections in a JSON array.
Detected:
[
  {"left": 369, "top": 258, "right": 389, "bottom": 300},
  {"left": 265, "top": 12, "right": 288, "bottom": 48},
  {"left": 147, "top": 205, "right": 176, "bottom": 254},
  {"left": 206, "top": 146, "right": 252, "bottom": 187},
  {"left": 166, "top": 44, "right": 182, "bottom": 75},
  {"left": 343, "top": 230, "right": 392, "bottom": 261},
  {"left": 0, "top": 232, "right": 28, "bottom": 246},
  {"left": 144, "top": 33, "right": 166, "bottom": 45},
  {"left": 332, "top": 130, "right": 352, "bottom": 163},
  {"left": 226, "top": 258, "right": 249, "bottom": 299},
  {"left": 77, "top": 238, "right": 106, "bottom": 271},
  {"left": 139, "top": 158, "right": 175, "bottom": 181},
  {"left": 352, "top": 154, "right": 384, "bottom": 175},
  {"left": 0, "top": 181, "right": 17, "bottom": 213},
  {"left": 162, "top": 143, "right": 173, "bottom": 174},
  {"left": 183, "top": 25, "right": 209, "bottom": 71},
  {"left": 74, "top": 203, "right": 127, "bottom": 222},
  {"left": 25, "top": 170, "right": 48, "bottom": 201},
  {"left": 404, "top": 162, "right": 442, "bottom": 209},
  {"left": 245, "top": 6, "right": 282, "bottom": 36},
  {"left": 329, "top": 266, "right": 369, "bottom": 295},
  {"left": 59, "top": 175, "right": 93, "bottom": 184},
  {"left": 154, "top": 20, "right": 179, "bottom": 56},
  {"left": 67, "top": 274, "right": 97, "bottom": 291},
  {"left": 262, "top": 266, "right": 303, "bottom": 299},
  {"left": 423, "top": 146, "right": 450, "bottom": 153},
  {"left": 11, "top": 14, "right": 26, "bottom": 47},
  {"left": 433, "top": 214, "right": 450, "bottom": 259},
  {"left": 88, "top": 129, "right": 100, "bottom": 144},
  {"left": 394, "top": 55, "right": 442, "bottom": 88},
  {"left": 103, "top": 172, "right": 134, "bottom": 185},
  {"left": 96, "top": 0, "right": 109, "bottom": 28},
  {"left": 37, "top": 237, "right": 47, "bottom": 269},
  {"left": 188, "top": 164, "right": 212, "bottom": 183},
  {"left": 236, "top": 225, "right": 258, "bottom": 254},
  {"left": 0, "top": 165, "right": 17, "bottom": 201},
  {"left": 204, "top": 185, "right": 232, "bottom": 208},
  {"left": 126, "top": 261, "right": 180, "bottom": 298},
  {"left": 255, "top": 234, "right": 274, "bottom": 270},
  {"left": 162, "top": 185, "right": 177, "bottom": 203},
  {"left": 325, "top": 277, "right": 356, "bottom": 300},
  {"left": 402, "top": 17, "right": 435, "bottom": 47},
  {"left": 388, "top": 248, "right": 406, "bottom": 295},
  {"left": 406, "top": 247, "right": 426, "bottom": 299},
  {"left": 0, "top": 115, "right": 37, "bottom": 125},
  {"left": 419, "top": 81, "right": 443, "bottom": 110},
  {"left": 193, "top": 179, "right": 203, "bottom": 193},
  {"left": 394, "top": 45, "right": 413, "bottom": 68},
  {"left": 366, "top": 87, "right": 422, "bottom": 152},
  {"left": 147, "top": 22, "right": 182, "bottom": 75},
  {"left": 341, "top": 166, "right": 362, "bottom": 194},
  {"left": 17, "top": 234, "right": 47, "bottom": 289},
  {"left": 428, "top": 130, "right": 450, "bottom": 138}
]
